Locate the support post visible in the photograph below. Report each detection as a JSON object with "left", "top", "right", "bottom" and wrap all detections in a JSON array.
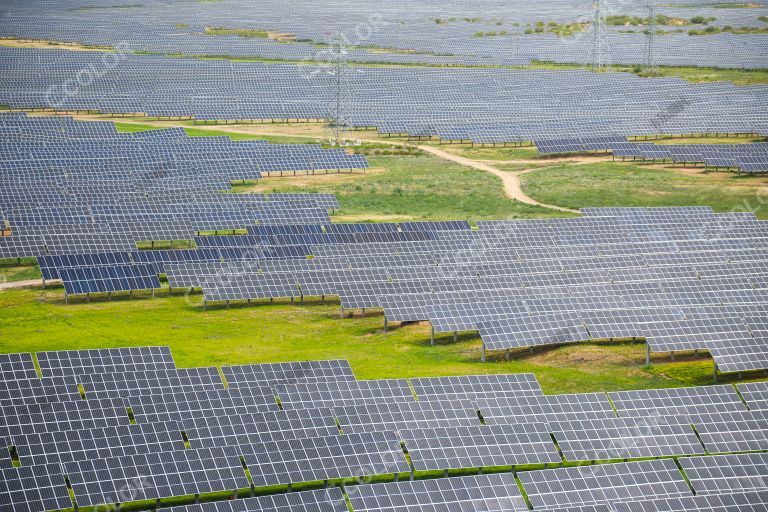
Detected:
[
  {"left": 430, "top": 326, "right": 435, "bottom": 346},
  {"left": 645, "top": 343, "right": 651, "bottom": 366},
  {"left": 481, "top": 343, "right": 486, "bottom": 363},
  {"left": 713, "top": 363, "right": 718, "bottom": 384}
]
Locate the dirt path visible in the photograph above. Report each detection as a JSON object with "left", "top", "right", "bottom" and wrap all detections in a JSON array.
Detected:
[
  {"left": 415, "top": 145, "right": 579, "bottom": 213},
  {"left": 0, "top": 279, "right": 47, "bottom": 290}
]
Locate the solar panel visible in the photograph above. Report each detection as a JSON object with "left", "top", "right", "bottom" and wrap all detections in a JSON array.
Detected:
[
  {"left": 333, "top": 400, "right": 480, "bottom": 434},
  {"left": 0, "top": 353, "right": 38, "bottom": 381},
  {"left": 0, "top": 376, "right": 80, "bottom": 405},
  {"left": 221, "top": 360, "right": 355, "bottom": 387},
  {"left": 0, "top": 398, "right": 131, "bottom": 438},
  {"left": 180, "top": 409, "right": 339, "bottom": 448},
  {"left": 129, "top": 387, "right": 278, "bottom": 423},
  {"left": 65, "top": 448, "right": 250, "bottom": 507},
  {"left": 347, "top": 473, "right": 528, "bottom": 512},
  {"left": 163, "top": 488, "right": 348, "bottom": 512},
  {"left": 477, "top": 393, "right": 616, "bottom": 426},
  {"left": 608, "top": 385, "right": 747, "bottom": 419},
  {"left": 276, "top": 379, "right": 415, "bottom": 410},
  {"left": 518, "top": 459, "right": 692, "bottom": 509},
  {"left": 690, "top": 409, "right": 768, "bottom": 453},
  {"left": 613, "top": 491, "right": 768, "bottom": 511},
  {"left": 550, "top": 417, "right": 705, "bottom": 461},
  {"left": 235, "top": 431, "right": 410, "bottom": 487},
  {"left": 400, "top": 423, "right": 561, "bottom": 470},
  {"left": 11, "top": 421, "right": 185, "bottom": 466},
  {"left": 679, "top": 453, "right": 768, "bottom": 495},
  {"left": 36, "top": 346, "right": 175, "bottom": 378},
  {"left": 738, "top": 381, "right": 768, "bottom": 410},
  {"left": 410, "top": 374, "right": 543, "bottom": 401},
  {"left": 77, "top": 367, "right": 224, "bottom": 398},
  {"left": 0, "top": 464, "right": 72, "bottom": 512}
]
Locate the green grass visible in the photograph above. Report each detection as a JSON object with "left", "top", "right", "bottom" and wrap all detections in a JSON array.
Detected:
[
  {"left": 529, "top": 60, "right": 768, "bottom": 85},
  {"left": 521, "top": 162, "right": 768, "bottom": 218},
  {"left": 113, "top": 122, "right": 323, "bottom": 144},
  {"left": 4, "top": 286, "right": 763, "bottom": 393},
  {"left": 652, "top": 135, "right": 766, "bottom": 145},
  {"left": 244, "top": 153, "right": 564, "bottom": 221},
  {"left": 428, "top": 144, "right": 540, "bottom": 161},
  {"left": 204, "top": 27, "right": 269, "bottom": 39},
  {"left": 0, "top": 265, "right": 42, "bottom": 283}
]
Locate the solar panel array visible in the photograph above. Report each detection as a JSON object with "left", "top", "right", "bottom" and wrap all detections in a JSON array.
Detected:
[
  {"left": 0, "top": 113, "right": 364, "bottom": 271},
  {"left": 1, "top": 48, "right": 766, "bottom": 144},
  {"left": 0, "top": 348, "right": 767, "bottom": 512},
  {"left": 3, "top": 0, "right": 768, "bottom": 68},
  {"left": 611, "top": 141, "right": 768, "bottom": 174},
  {"left": 9, "top": 193, "right": 768, "bottom": 377},
  {"left": 156, "top": 206, "right": 768, "bottom": 374}
]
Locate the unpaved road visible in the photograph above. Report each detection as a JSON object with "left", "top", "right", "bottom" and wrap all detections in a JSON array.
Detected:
[
  {"left": 0, "top": 279, "right": 48, "bottom": 290},
  {"left": 415, "top": 145, "right": 579, "bottom": 213}
]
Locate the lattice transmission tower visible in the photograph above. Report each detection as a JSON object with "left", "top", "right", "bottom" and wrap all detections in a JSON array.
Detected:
[
  {"left": 589, "top": 0, "right": 611, "bottom": 71},
  {"left": 644, "top": 4, "right": 659, "bottom": 75},
  {"left": 325, "top": 33, "right": 352, "bottom": 147}
]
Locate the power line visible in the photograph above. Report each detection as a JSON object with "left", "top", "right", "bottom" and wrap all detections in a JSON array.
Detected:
[
  {"left": 589, "top": 0, "right": 611, "bottom": 71},
  {"left": 325, "top": 33, "right": 351, "bottom": 147},
  {"left": 644, "top": 4, "right": 659, "bottom": 75}
]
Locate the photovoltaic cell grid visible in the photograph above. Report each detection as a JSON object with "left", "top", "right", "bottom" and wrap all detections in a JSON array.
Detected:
[
  {"left": 180, "top": 409, "right": 340, "bottom": 448},
  {"left": 0, "top": 398, "right": 131, "bottom": 438},
  {"left": 333, "top": 400, "right": 480, "bottom": 434},
  {"left": 608, "top": 385, "right": 748, "bottom": 419},
  {"left": 11, "top": 422, "right": 185, "bottom": 466},
  {"left": 163, "top": 488, "right": 348, "bottom": 512},
  {"left": 0, "top": 353, "right": 38, "bottom": 381},
  {"left": 0, "top": 464, "right": 72, "bottom": 512},
  {"left": 549, "top": 417, "right": 705, "bottom": 461},
  {"left": 77, "top": 368, "right": 224, "bottom": 399},
  {"left": 689, "top": 409, "right": 768, "bottom": 453},
  {"left": 221, "top": 360, "right": 355, "bottom": 387},
  {"left": 400, "top": 423, "right": 561, "bottom": 470},
  {"left": 348, "top": 473, "right": 528, "bottom": 512},
  {"left": 613, "top": 491, "right": 768, "bottom": 511},
  {"left": 234, "top": 431, "right": 410, "bottom": 487},
  {"left": 64, "top": 448, "right": 250, "bottom": 507},
  {"left": 275, "top": 379, "right": 415, "bottom": 410},
  {"left": 36, "top": 346, "right": 175, "bottom": 378},
  {"left": 679, "top": 452, "right": 768, "bottom": 495},
  {"left": 129, "top": 387, "right": 279, "bottom": 423},
  {"left": 0, "top": 376, "right": 80, "bottom": 405},
  {"left": 477, "top": 393, "right": 616, "bottom": 426},
  {"left": 518, "top": 458, "right": 693, "bottom": 509},
  {"left": 738, "top": 381, "right": 768, "bottom": 410},
  {"left": 410, "top": 373, "right": 543, "bottom": 401},
  {"left": 58, "top": 264, "right": 161, "bottom": 295}
]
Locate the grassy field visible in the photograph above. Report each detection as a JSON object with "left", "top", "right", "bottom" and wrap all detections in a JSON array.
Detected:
[
  {"left": 241, "top": 153, "right": 563, "bottom": 221},
  {"left": 113, "top": 122, "right": 324, "bottom": 145},
  {"left": 2, "top": 285, "right": 759, "bottom": 393},
  {"left": 424, "top": 143, "right": 541, "bottom": 161},
  {"left": 521, "top": 162, "right": 768, "bottom": 218},
  {"left": 0, "top": 258, "right": 42, "bottom": 282},
  {"left": 529, "top": 60, "right": 768, "bottom": 86}
]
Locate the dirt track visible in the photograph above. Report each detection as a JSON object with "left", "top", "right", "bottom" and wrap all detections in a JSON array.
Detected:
[
  {"left": 415, "top": 145, "right": 579, "bottom": 213},
  {"left": 0, "top": 279, "right": 47, "bottom": 290}
]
